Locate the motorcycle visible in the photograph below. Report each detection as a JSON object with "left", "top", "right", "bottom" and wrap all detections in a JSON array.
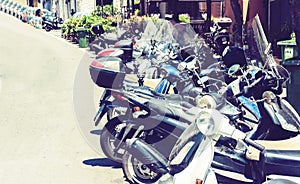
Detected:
[
  {"left": 42, "top": 11, "right": 63, "bottom": 32},
  {"left": 201, "top": 15, "right": 300, "bottom": 140},
  {"left": 94, "top": 55, "right": 239, "bottom": 164},
  {"left": 90, "top": 50, "right": 184, "bottom": 126},
  {"left": 99, "top": 84, "right": 196, "bottom": 163}
]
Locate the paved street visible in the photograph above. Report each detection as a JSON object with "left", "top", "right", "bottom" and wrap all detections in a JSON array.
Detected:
[{"left": 0, "top": 12, "right": 127, "bottom": 184}]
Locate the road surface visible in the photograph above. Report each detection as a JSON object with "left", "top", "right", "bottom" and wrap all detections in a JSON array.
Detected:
[{"left": 0, "top": 12, "right": 127, "bottom": 184}]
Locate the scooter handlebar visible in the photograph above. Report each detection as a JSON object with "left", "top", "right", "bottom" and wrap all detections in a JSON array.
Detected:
[{"left": 244, "top": 138, "right": 265, "bottom": 152}]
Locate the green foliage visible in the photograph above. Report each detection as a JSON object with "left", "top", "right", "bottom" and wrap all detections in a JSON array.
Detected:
[
  {"left": 92, "top": 6, "right": 102, "bottom": 17},
  {"left": 179, "top": 14, "right": 190, "bottom": 23},
  {"left": 61, "top": 13, "right": 196, "bottom": 42},
  {"left": 92, "top": 5, "right": 118, "bottom": 17},
  {"left": 134, "top": 9, "right": 140, "bottom": 16},
  {"left": 104, "top": 5, "right": 117, "bottom": 16},
  {"left": 134, "top": 0, "right": 140, "bottom": 5},
  {"left": 291, "top": 32, "right": 296, "bottom": 40},
  {"left": 146, "top": 15, "right": 160, "bottom": 25},
  {"left": 61, "top": 17, "right": 81, "bottom": 35},
  {"left": 61, "top": 10, "right": 117, "bottom": 38}
]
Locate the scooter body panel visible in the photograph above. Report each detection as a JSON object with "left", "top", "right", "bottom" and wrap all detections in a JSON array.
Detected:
[{"left": 173, "top": 138, "right": 215, "bottom": 184}]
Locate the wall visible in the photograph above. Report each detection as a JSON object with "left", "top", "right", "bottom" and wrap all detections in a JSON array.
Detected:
[{"left": 224, "top": 0, "right": 266, "bottom": 32}]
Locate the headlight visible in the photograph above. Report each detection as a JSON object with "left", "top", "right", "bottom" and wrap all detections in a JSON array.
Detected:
[
  {"left": 195, "top": 110, "right": 216, "bottom": 136},
  {"left": 195, "top": 109, "right": 230, "bottom": 136},
  {"left": 196, "top": 95, "right": 217, "bottom": 109}
]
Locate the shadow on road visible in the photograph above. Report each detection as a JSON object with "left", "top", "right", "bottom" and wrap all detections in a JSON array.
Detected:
[
  {"left": 83, "top": 158, "right": 122, "bottom": 168},
  {"left": 90, "top": 129, "right": 102, "bottom": 135}
]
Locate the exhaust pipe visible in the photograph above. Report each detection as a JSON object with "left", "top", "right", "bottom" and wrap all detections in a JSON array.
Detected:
[{"left": 126, "top": 138, "right": 169, "bottom": 174}]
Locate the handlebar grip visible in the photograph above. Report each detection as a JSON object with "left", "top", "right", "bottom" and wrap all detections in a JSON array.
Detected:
[
  {"left": 244, "top": 138, "right": 265, "bottom": 152},
  {"left": 180, "top": 101, "right": 194, "bottom": 109}
]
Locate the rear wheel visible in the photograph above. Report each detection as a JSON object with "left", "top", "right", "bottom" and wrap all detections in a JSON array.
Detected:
[
  {"left": 100, "top": 116, "right": 127, "bottom": 163},
  {"left": 122, "top": 151, "right": 162, "bottom": 184}
]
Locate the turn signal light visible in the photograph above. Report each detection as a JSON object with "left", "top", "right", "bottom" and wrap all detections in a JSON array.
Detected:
[
  {"left": 195, "top": 179, "right": 202, "bottom": 184},
  {"left": 133, "top": 106, "right": 141, "bottom": 112}
]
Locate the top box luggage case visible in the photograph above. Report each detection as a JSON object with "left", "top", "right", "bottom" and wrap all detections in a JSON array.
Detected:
[{"left": 89, "top": 56, "right": 125, "bottom": 89}]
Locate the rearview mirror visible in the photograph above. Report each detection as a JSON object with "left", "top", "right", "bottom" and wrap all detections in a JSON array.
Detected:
[{"left": 228, "top": 64, "right": 241, "bottom": 76}]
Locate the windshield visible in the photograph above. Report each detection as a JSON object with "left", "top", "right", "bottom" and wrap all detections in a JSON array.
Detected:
[
  {"left": 248, "top": 15, "right": 277, "bottom": 68},
  {"left": 153, "top": 19, "right": 175, "bottom": 43},
  {"left": 139, "top": 19, "right": 158, "bottom": 42},
  {"left": 173, "top": 23, "right": 198, "bottom": 47},
  {"left": 247, "top": 15, "right": 290, "bottom": 81}
]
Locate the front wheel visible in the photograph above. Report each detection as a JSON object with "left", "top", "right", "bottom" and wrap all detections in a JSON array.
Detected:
[
  {"left": 122, "top": 151, "right": 162, "bottom": 184},
  {"left": 45, "top": 25, "right": 52, "bottom": 32}
]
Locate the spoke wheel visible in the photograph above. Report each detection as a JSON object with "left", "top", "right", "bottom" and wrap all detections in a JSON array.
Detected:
[{"left": 122, "top": 152, "right": 162, "bottom": 184}]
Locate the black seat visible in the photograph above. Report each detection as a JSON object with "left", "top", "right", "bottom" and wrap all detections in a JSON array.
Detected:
[
  {"left": 148, "top": 95, "right": 196, "bottom": 123},
  {"left": 148, "top": 97, "right": 182, "bottom": 118},
  {"left": 259, "top": 150, "right": 300, "bottom": 177}
]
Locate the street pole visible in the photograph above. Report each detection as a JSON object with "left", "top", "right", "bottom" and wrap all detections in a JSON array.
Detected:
[
  {"left": 206, "top": 0, "right": 211, "bottom": 32},
  {"left": 101, "top": 0, "right": 103, "bottom": 16},
  {"left": 131, "top": 0, "right": 134, "bottom": 15},
  {"left": 140, "top": 0, "right": 145, "bottom": 15},
  {"left": 242, "top": 0, "right": 249, "bottom": 58}
]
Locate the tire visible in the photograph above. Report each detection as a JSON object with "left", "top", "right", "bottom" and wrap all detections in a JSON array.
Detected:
[
  {"left": 100, "top": 116, "right": 127, "bottom": 163},
  {"left": 122, "top": 151, "right": 162, "bottom": 184},
  {"left": 45, "top": 25, "right": 51, "bottom": 32}
]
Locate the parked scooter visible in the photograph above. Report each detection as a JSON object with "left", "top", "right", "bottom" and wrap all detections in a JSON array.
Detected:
[
  {"left": 122, "top": 102, "right": 300, "bottom": 184},
  {"left": 210, "top": 15, "right": 300, "bottom": 183},
  {"left": 42, "top": 11, "right": 63, "bottom": 32},
  {"left": 121, "top": 107, "right": 249, "bottom": 184}
]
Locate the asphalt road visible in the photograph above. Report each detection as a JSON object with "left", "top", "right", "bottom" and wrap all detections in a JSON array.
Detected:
[{"left": 0, "top": 12, "right": 128, "bottom": 184}]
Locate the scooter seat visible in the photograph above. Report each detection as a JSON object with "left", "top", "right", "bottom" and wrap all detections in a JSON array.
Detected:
[
  {"left": 262, "top": 150, "right": 300, "bottom": 166},
  {"left": 148, "top": 96, "right": 182, "bottom": 118},
  {"left": 246, "top": 134, "right": 300, "bottom": 161},
  {"left": 148, "top": 95, "right": 197, "bottom": 123},
  {"left": 259, "top": 150, "right": 300, "bottom": 177}
]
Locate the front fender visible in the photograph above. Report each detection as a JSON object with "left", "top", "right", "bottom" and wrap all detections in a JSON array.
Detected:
[{"left": 173, "top": 138, "right": 215, "bottom": 184}]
